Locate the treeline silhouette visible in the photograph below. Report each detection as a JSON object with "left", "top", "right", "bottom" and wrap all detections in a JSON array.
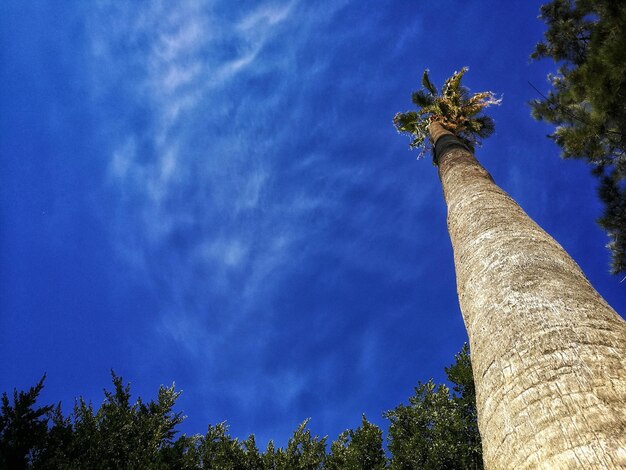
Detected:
[{"left": 0, "top": 345, "right": 481, "bottom": 469}]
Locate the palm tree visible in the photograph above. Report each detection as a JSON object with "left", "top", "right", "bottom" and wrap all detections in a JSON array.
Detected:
[{"left": 395, "top": 68, "right": 626, "bottom": 469}]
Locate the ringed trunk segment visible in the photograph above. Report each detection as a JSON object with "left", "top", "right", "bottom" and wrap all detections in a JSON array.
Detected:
[
  {"left": 428, "top": 121, "right": 454, "bottom": 143},
  {"left": 429, "top": 124, "right": 626, "bottom": 469}
]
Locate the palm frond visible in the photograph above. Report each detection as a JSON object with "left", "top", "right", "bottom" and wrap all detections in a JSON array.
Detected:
[
  {"left": 443, "top": 67, "right": 469, "bottom": 98},
  {"left": 422, "top": 69, "right": 438, "bottom": 96},
  {"left": 472, "top": 116, "right": 496, "bottom": 139},
  {"left": 394, "top": 67, "right": 501, "bottom": 159},
  {"left": 393, "top": 111, "right": 419, "bottom": 133},
  {"left": 412, "top": 90, "right": 435, "bottom": 108}
]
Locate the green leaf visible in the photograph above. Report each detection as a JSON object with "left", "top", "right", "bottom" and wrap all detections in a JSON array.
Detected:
[
  {"left": 443, "top": 67, "right": 468, "bottom": 98},
  {"left": 422, "top": 69, "right": 437, "bottom": 95},
  {"left": 394, "top": 66, "right": 500, "bottom": 159},
  {"left": 412, "top": 90, "right": 434, "bottom": 108}
]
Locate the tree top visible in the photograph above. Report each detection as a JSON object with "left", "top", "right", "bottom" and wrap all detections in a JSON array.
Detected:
[{"left": 394, "top": 67, "right": 501, "bottom": 159}]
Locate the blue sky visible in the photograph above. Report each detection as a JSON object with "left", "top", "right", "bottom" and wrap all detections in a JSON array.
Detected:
[{"left": 1, "top": 0, "right": 624, "bottom": 447}]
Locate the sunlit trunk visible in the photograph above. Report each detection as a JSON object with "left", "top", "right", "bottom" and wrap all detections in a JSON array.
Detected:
[{"left": 429, "top": 122, "right": 626, "bottom": 469}]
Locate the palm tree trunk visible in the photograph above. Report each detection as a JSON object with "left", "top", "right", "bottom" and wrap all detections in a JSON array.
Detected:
[{"left": 429, "top": 121, "right": 626, "bottom": 469}]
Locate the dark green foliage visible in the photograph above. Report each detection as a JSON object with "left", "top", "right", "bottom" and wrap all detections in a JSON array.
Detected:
[
  {"left": 385, "top": 344, "right": 482, "bottom": 470},
  {"left": 0, "top": 375, "right": 52, "bottom": 469},
  {"left": 443, "top": 345, "right": 481, "bottom": 468},
  {"left": 326, "top": 415, "right": 386, "bottom": 470},
  {"left": 32, "top": 404, "right": 74, "bottom": 469},
  {"left": 198, "top": 422, "right": 248, "bottom": 468},
  {"left": 66, "top": 371, "right": 185, "bottom": 469},
  {"left": 158, "top": 433, "right": 202, "bottom": 470},
  {"left": 0, "top": 372, "right": 189, "bottom": 469},
  {"left": 242, "top": 435, "right": 265, "bottom": 470},
  {"left": 283, "top": 419, "right": 327, "bottom": 470},
  {"left": 0, "top": 345, "right": 481, "bottom": 469},
  {"left": 195, "top": 419, "right": 327, "bottom": 470},
  {"left": 262, "top": 440, "right": 284, "bottom": 470},
  {"left": 531, "top": 0, "right": 626, "bottom": 274},
  {"left": 394, "top": 68, "right": 500, "bottom": 159}
]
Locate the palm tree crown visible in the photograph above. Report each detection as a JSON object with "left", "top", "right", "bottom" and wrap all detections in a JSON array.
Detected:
[{"left": 394, "top": 67, "right": 501, "bottom": 159}]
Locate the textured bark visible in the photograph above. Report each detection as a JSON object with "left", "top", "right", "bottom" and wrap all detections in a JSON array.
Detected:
[
  {"left": 429, "top": 122, "right": 626, "bottom": 469},
  {"left": 429, "top": 121, "right": 454, "bottom": 143}
]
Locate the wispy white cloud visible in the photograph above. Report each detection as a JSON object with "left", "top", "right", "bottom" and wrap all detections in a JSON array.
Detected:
[
  {"left": 89, "top": 0, "right": 430, "bottom": 437},
  {"left": 237, "top": 2, "right": 296, "bottom": 31},
  {"left": 213, "top": 45, "right": 263, "bottom": 83},
  {"left": 90, "top": 0, "right": 330, "bottom": 409}
]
